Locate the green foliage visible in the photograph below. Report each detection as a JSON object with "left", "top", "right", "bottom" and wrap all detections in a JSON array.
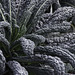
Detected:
[
  {"left": 1, "top": 0, "right": 75, "bottom": 75},
  {"left": 0, "top": 0, "right": 51, "bottom": 65}
]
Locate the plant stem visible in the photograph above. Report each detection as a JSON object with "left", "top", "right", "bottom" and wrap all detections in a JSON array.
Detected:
[
  {"left": 9, "top": 0, "right": 12, "bottom": 33},
  {"left": 0, "top": 9, "right": 6, "bottom": 21}
]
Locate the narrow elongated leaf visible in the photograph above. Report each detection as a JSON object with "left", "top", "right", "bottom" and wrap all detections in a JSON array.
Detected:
[
  {"left": 38, "top": 55, "right": 65, "bottom": 75},
  {"left": 7, "top": 60, "right": 28, "bottom": 75},
  {"left": 35, "top": 46, "right": 75, "bottom": 70},
  {"left": 0, "top": 3, "right": 6, "bottom": 21},
  {"left": 0, "top": 21, "right": 11, "bottom": 40},
  {"left": 11, "top": 0, "right": 31, "bottom": 20},
  {"left": 12, "top": 37, "right": 35, "bottom": 56},
  {"left": 0, "top": 50, "right": 6, "bottom": 74},
  {"left": 24, "top": 34, "right": 45, "bottom": 44},
  {"left": 35, "top": 21, "right": 71, "bottom": 34},
  {"left": 26, "top": 0, "right": 60, "bottom": 33},
  {"left": 0, "top": 34, "right": 10, "bottom": 48}
]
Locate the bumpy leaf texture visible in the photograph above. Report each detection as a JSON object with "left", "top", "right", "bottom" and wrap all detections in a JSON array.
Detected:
[
  {"left": 36, "top": 7, "right": 75, "bottom": 33},
  {"left": 24, "top": 34, "right": 45, "bottom": 44},
  {"left": 12, "top": 37, "right": 35, "bottom": 56},
  {"left": 0, "top": 50, "right": 6, "bottom": 75},
  {"left": 7, "top": 60, "right": 28, "bottom": 75},
  {"left": 0, "top": 21, "right": 11, "bottom": 40},
  {"left": 35, "top": 54, "right": 65, "bottom": 75},
  {"left": 12, "top": 54, "right": 65, "bottom": 75},
  {"left": 35, "top": 46, "right": 75, "bottom": 70}
]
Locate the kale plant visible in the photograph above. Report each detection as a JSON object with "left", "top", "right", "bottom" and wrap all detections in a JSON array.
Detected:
[{"left": 0, "top": 0, "right": 75, "bottom": 75}]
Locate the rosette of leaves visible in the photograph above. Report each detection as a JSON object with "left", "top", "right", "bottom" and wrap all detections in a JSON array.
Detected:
[
  {"left": 0, "top": 0, "right": 75, "bottom": 75},
  {"left": 0, "top": 0, "right": 64, "bottom": 75}
]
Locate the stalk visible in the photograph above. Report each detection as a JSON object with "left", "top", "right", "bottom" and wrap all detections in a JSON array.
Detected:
[
  {"left": 9, "top": 0, "right": 12, "bottom": 33},
  {"left": 0, "top": 9, "right": 6, "bottom": 21}
]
